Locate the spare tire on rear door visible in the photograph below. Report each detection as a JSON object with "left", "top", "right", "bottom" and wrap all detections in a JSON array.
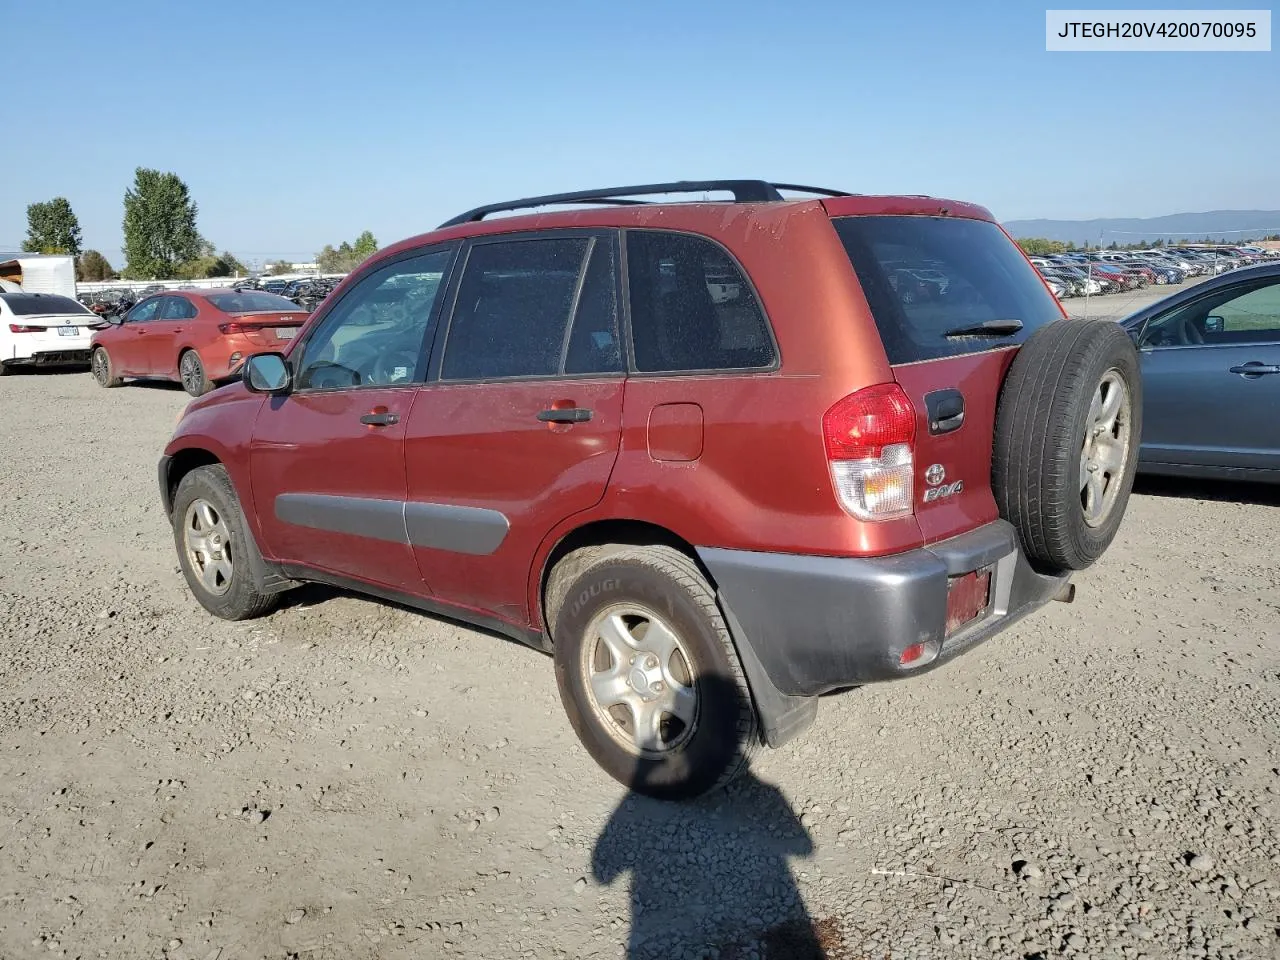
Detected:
[{"left": 992, "top": 318, "right": 1142, "bottom": 573}]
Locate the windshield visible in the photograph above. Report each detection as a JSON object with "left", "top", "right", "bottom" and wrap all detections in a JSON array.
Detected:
[
  {"left": 0, "top": 293, "right": 94, "bottom": 317},
  {"left": 204, "top": 291, "right": 300, "bottom": 314},
  {"left": 832, "top": 216, "right": 1064, "bottom": 363}
]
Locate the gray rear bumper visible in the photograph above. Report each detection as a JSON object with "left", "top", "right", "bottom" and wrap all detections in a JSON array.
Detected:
[{"left": 699, "top": 520, "right": 1070, "bottom": 744}]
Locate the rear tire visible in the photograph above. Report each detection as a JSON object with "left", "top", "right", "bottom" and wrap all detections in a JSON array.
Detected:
[
  {"left": 172, "top": 465, "right": 279, "bottom": 621},
  {"left": 550, "top": 545, "right": 759, "bottom": 801},
  {"left": 179, "top": 349, "right": 209, "bottom": 397},
  {"left": 91, "top": 347, "right": 121, "bottom": 387},
  {"left": 993, "top": 319, "right": 1142, "bottom": 573}
]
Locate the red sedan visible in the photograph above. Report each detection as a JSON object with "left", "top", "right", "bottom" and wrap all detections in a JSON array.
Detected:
[{"left": 90, "top": 289, "right": 307, "bottom": 395}]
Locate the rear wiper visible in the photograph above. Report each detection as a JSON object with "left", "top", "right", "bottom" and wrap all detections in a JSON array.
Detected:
[{"left": 942, "top": 319, "right": 1024, "bottom": 338}]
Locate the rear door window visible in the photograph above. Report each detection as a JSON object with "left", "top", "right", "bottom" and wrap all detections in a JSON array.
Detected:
[
  {"left": 441, "top": 234, "right": 621, "bottom": 380},
  {"left": 625, "top": 231, "right": 776, "bottom": 372},
  {"left": 832, "top": 216, "right": 1064, "bottom": 364},
  {"left": 160, "top": 296, "right": 197, "bottom": 320}
]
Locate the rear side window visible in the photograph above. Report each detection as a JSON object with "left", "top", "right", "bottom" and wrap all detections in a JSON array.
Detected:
[
  {"left": 626, "top": 231, "right": 775, "bottom": 372},
  {"left": 832, "top": 216, "right": 1064, "bottom": 364},
  {"left": 442, "top": 235, "right": 621, "bottom": 380},
  {"left": 160, "top": 296, "right": 198, "bottom": 320}
]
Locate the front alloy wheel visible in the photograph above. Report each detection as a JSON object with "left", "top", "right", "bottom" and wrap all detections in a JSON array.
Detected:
[{"left": 183, "top": 498, "right": 234, "bottom": 596}]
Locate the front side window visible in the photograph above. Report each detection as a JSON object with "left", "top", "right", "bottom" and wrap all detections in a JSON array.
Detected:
[
  {"left": 625, "top": 231, "right": 775, "bottom": 372},
  {"left": 1138, "top": 279, "right": 1280, "bottom": 347},
  {"left": 127, "top": 298, "right": 162, "bottom": 323},
  {"left": 294, "top": 249, "right": 453, "bottom": 390},
  {"left": 441, "top": 236, "right": 594, "bottom": 380}
]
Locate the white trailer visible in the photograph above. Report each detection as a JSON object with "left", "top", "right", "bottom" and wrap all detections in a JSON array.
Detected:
[{"left": 0, "top": 254, "right": 78, "bottom": 298}]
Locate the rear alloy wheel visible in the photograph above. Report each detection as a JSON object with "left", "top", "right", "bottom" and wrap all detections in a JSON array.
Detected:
[
  {"left": 91, "top": 347, "right": 121, "bottom": 387},
  {"left": 172, "top": 464, "right": 279, "bottom": 620},
  {"left": 179, "top": 350, "right": 209, "bottom": 397},
  {"left": 550, "top": 545, "right": 759, "bottom": 801},
  {"left": 993, "top": 319, "right": 1143, "bottom": 572}
]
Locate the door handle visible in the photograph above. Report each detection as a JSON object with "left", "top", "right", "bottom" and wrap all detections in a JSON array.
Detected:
[
  {"left": 536, "top": 407, "right": 593, "bottom": 424},
  {"left": 360, "top": 412, "right": 400, "bottom": 426},
  {"left": 1228, "top": 363, "right": 1280, "bottom": 377},
  {"left": 924, "top": 388, "right": 965, "bottom": 435}
]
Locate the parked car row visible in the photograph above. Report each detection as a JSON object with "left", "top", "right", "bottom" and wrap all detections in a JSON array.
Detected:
[
  {"left": 233, "top": 275, "right": 344, "bottom": 311},
  {"left": 1029, "top": 245, "right": 1273, "bottom": 299}
]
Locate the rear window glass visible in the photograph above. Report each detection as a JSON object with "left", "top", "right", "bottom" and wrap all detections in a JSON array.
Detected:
[
  {"left": 204, "top": 291, "right": 299, "bottom": 313},
  {"left": 832, "top": 216, "right": 1063, "bottom": 364},
  {"left": 0, "top": 293, "right": 92, "bottom": 317}
]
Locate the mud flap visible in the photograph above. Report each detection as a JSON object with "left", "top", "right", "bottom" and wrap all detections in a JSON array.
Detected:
[{"left": 717, "top": 593, "right": 818, "bottom": 748}]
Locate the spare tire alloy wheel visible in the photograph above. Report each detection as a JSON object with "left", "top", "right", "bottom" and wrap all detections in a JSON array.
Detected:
[{"left": 1079, "top": 370, "right": 1132, "bottom": 528}]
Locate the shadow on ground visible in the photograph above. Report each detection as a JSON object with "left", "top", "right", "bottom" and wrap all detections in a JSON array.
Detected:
[
  {"left": 1133, "top": 474, "right": 1280, "bottom": 508},
  {"left": 590, "top": 675, "right": 842, "bottom": 959}
]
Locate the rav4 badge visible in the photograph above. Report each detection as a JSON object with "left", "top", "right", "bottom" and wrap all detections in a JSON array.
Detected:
[{"left": 923, "top": 463, "right": 963, "bottom": 502}]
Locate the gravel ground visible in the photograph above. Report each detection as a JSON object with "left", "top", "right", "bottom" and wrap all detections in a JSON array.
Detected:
[{"left": 1, "top": 367, "right": 1277, "bottom": 960}]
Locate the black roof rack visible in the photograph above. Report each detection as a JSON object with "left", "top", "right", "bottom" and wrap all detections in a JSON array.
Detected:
[{"left": 439, "top": 180, "right": 852, "bottom": 228}]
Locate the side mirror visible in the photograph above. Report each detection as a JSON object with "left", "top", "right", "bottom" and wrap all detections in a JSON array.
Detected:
[
  {"left": 243, "top": 353, "right": 292, "bottom": 394},
  {"left": 1204, "top": 315, "right": 1225, "bottom": 334},
  {"left": 108, "top": 313, "right": 125, "bottom": 325}
]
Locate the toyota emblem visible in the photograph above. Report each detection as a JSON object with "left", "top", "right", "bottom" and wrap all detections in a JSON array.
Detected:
[{"left": 925, "top": 463, "right": 946, "bottom": 486}]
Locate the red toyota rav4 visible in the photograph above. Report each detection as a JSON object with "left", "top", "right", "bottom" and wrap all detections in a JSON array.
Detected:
[{"left": 159, "top": 181, "right": 1141, "bottom": 800}]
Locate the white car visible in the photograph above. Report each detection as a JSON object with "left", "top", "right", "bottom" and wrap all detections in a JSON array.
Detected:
[{"left": 0, "top": 292, "right": 99, "bottom": 374}]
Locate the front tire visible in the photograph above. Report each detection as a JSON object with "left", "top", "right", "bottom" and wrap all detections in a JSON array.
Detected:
[
  {"left": 550, "top": 545, "right": 759, "bottom": 801},
  {"left": 179, "top": 349, "right": 209, "bottom": 396},
  {"left": 91, "top": 347, "right": 121, "bottom": 387},
  {"left": 172, "top": 465, "right": 279, "bottom": 621}
]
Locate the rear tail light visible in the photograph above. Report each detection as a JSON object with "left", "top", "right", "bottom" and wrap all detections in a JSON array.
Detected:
[
  {"left": 218, "top": 321, "right": 270, "bottom": 335},
  {"left": 8, "top": 324, "right": 42, "bottom": 333},
  {"left": 823, "top": 383, "right": 916, "bottom": 520}
]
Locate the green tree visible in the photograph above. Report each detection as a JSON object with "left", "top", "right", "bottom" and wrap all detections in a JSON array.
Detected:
[
  {"left": 23, "top": 197, "right": 83, "bottom": 256},
  {"left": 316, "top": 231, "right": 379, "bottom": 273},
  {"left": 352, "top": 230, "right": 378, "bottom": 262},
  {"left": 1016, "top": 237, "right": 1068, "bottom": 256},
  {"left": 267, "top": 260, "right": 294, "bottom": 276},
  {"left": 173, "top": 250, "right": 249, "bottom": 280},
  {"left": 77, "top": 250, "right": 115, "bottom": 282},
  {"left": 121, "top": 168, "right": 201, "bottom": 279}
]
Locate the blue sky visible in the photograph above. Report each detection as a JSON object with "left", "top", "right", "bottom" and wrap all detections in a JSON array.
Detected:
[{"left": 3, "top": 0, "right": 1275, "bottom": 268}]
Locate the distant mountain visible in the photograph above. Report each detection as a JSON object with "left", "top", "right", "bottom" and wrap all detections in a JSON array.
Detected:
[{"left": 1002, "top": 210, "right": 1280, "bottom": 246}]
